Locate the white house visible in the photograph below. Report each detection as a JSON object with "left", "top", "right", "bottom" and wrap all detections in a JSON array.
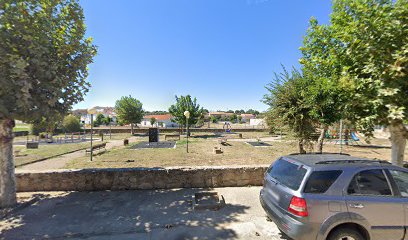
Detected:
[
  {"left": 140, "top": 114, "right": 178, "bottom": 128},
  {"left": 249, "top": 118, "right": 266, "bottom": 127},
  {"left": 239, "top": 114, "right": 255, "bottom": 122},
  {"left": 74, "top": 107, "right": 117, "bottom": 125}
]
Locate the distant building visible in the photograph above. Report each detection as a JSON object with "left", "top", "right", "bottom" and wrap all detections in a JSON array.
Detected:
[
  {"left": 239, "top": 114, "right": 255, "bottom": 122},
  {"left": 140, "top": 114, "right": 177, "bottom": 128},
  {"left": 249, "top": 118, "right": 266, "bottom": 127},
  {"left": 73, "top": 106, "right": 117, "bottom": 125}
]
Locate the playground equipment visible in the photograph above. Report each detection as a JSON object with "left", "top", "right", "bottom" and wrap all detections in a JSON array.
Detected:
[
  {"left": 223, "top": 122, "right": 232, "bottom": 133},
  {"left": 27, "top": 131, "right": 91, "bottom": 145},
  {"left": 325, "top": 129, "right": 360, "bottom": 145}
]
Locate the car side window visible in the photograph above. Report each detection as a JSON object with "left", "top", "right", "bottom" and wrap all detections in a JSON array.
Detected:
[
  {"left": 389, "top": 170, "right": 408, "bottom": 197},
  {"left": 347, "top": 169, "right": 392, "bottom": 196}
]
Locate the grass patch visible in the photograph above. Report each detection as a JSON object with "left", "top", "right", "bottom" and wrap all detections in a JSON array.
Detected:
[
  {"left": 14, "top": 142, "right": 91, "bottom": 167},
  {"left": 13, "top": 123, "right": 31, "bottom": 132},
  {"left": 65, "top": 138, "right": 296, "bottom": 169}
]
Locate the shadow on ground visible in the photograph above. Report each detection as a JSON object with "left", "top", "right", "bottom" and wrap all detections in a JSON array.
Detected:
[
  {"left": 0, "top": 189, "right": 258, "bottom": 240},
  {"left": 351, "top": 144, "right": 391, "bottom": 149}
]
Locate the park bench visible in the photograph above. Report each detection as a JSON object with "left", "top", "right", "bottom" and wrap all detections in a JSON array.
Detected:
[
  {"left": 164, "top": 134, "right": 181, "bottom": 141},
  {"left": 86, "top": 142, "right": 107, "bottom": 155}
]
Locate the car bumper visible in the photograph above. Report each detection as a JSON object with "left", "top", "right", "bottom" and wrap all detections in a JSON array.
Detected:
[{"left": 260, "top": 190, "right": 315, "bottom": 240}]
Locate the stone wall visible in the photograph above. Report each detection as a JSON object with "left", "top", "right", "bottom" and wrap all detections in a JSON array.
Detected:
[
  {"left": 16, "top": 166, "right": 269, "bottom": 192},
  {"left": 89, "top": 127, "right": 268, "bottom": 134}
]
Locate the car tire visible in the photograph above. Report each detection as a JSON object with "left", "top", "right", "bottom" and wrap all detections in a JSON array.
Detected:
[{"left": 328, "top": 227, "right": 365, "bottom": 240}]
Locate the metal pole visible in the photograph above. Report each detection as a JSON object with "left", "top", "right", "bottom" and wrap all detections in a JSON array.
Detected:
[
  {"left": 109, "top": 122, "right": 112, "bottom": 140},
  {"left": 90, "top": 114, "right": 93, "bottom": 161},
  {"left": 186, "top": 120, "right": 189, "bottom": 153},
  {"left": 339, "top": 119, "right": 343, "bottom": 154}
]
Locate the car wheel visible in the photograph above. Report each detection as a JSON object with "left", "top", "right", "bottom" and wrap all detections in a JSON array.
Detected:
[{"left": 328, "top": 228, "right": 365, "bottom": 240}]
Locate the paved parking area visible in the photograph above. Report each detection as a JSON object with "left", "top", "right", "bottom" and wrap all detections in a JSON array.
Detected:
[{"left": 0, "top": 187, "right": 288, "bottom": 240}]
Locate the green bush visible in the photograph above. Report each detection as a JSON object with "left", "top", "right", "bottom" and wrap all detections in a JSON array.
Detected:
[
  {"left": 62, "top": 115, "right": 81, "bottom": 133},
  {"left": 94, "top": 113, "right": 107, "bottom": 127},
  {"left": 39, "top": 132, "right": 48, "bottom": 139},
  {"left": 31, "top": 121, "right": 46, "bottom": 136}
]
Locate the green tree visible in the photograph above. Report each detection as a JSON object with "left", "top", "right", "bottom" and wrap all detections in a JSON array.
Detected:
[
  {"left": 93, "top": 113, "right": 106, "bottom": 127},
  {"left": 115, "top": 96, "right": 144, "bottom": 135},
  {"left": 150, "top": 117, "right": 156, "bottom": 127},
  {"left": 237, "top": 115, "right": 243, "bottom": 124},
  {"left": 230, "top": 114, "right": 238, "bottom": 123},
  {"left": 299, "top": 18, "right": 350, "bottom": 152},
  {"left": 0, "top": 0, "right": 96, "bottom": 207},
  {"left": 309, "top": 0, "right": 408, "bottom": 165},
  {"left": 168, "top": 95, "right": 203, "bottom": 133},
  {"left": 31, "top": 114, "right": 62, "bottom": 135},
  {"left": 263, "top": 68, "right": 316, "bottom": 153},
  {"left": 62, "top": 114, "right": 81, "bottom": 133}
]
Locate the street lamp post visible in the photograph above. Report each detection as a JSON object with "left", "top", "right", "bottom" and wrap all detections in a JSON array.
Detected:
[
  {"left": 184, "top": 111, "right": 190, "bottom": 153},
  {"left": 109, "top": 114, "right": 112, "bottom": 140},
  {"left": 88, "top": 108, "right": 97, "bottom": 161}
]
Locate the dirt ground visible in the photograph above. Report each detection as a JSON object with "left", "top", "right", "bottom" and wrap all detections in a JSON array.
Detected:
[
  {"left": 64, "top": 133, "right": 407, "bottom": 169},
  {"left": 0, "top": 187, "right": 286, "bottom": 240}
]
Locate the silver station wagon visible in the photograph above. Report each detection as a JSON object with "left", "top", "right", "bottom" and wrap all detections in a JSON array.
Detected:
[{"left": 260, "top": 153, "right": 408, "bottom": 240}]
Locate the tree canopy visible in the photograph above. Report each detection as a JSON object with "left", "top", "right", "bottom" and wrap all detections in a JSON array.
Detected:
[
  {"left": 168, "top": 95, "right": 203, "bottom": 126},
  {"left": 263, "top": 68, "right": 316, "bottom": 153},
  {"left": 0, "top": 0, "right": 96, "bottom": 207},
  {"left": 115, "top": 95, "right": 144, "bottom": 134},
  {"left": 62, "top": 114, "right": 81, "bottom": 133},
  {"left": 0, "top": 0, "right": 97, "bottom": 121},
  {"left": 301, "top": 0, "right": 408, "bottom": 165}
]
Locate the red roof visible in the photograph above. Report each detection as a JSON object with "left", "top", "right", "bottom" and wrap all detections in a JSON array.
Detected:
[{"left": 143, "top": 114, "right": 173, "bottom": 121}]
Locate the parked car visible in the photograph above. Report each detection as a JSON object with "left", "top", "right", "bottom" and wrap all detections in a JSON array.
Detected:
[{"left": 260, "top": 153, "right": 408, "bottom": 240}]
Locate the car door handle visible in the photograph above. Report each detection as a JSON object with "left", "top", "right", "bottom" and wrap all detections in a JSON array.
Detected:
[{"left": 349, "top": 203, "right": 364, "bottom": 209}]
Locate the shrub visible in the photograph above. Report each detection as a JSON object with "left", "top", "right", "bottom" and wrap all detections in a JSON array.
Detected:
[{"left": 62, "top": 115, "right": 81, "bottom": 133}]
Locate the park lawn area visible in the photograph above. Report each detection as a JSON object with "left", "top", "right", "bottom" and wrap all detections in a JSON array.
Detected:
[
  {"left": 14, "top": 142, "right": 91, "bottom": 167},
  {"left": 13, "top": 123, "right": 31, "bottom": 132},
  {"left": 65, "top": 138, "right": 297, "bottom": 169},
  {"left": 63, "top": 133, "right": 408, "bottom": 169}
]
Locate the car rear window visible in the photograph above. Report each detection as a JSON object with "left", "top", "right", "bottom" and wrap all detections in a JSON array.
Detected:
[
  {"left": 303, "top": 170, "right": 342, "bottom": 193},
  {"left": 269, "top": 159, "right": 307, "bottom": 190}
]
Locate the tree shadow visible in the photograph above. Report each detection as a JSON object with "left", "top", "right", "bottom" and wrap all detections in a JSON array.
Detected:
[
  {"left": 350, "top": 144, "right": 391, "bottom": 149},
  {"left": 1, "top": 189, "right": 250, "bottom": 239},
  {"left": 190, "top": 134, "right": 219, "bottom": 139}
]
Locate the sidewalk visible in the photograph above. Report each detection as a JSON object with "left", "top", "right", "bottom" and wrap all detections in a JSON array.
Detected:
[{"left": 0, "top": 187, "right": 286, "bottom": 240}]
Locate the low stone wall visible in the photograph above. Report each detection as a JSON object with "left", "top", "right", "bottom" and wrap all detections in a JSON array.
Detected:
[
  {"left": 90, "top": 127, "right": 268, "bottom": 134},
  {"left": 16, "top": 166, "right": 269, "bottom": 192}
]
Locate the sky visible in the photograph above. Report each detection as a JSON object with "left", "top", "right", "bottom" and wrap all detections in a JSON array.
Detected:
[{"left": 74, "top": 0, "right": 332, "bottom": 112}]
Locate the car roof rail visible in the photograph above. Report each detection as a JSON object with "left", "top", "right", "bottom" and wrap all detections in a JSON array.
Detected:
[
  {"left": 315, "top": 159, "right": 391, "bottom": 165},
  {"left": 288, "top": 152, "right": 351, "bottom": 156}
]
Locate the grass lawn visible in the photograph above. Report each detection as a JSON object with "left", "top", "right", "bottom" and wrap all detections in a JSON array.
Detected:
[
  {"left": 65, "top": 138, "right": 294, "bottom": 169},
  {"left": 14, "top": 142, "right": 91, "bottom": 167},
  {"left": 13, "top": 123, "right": 31, "bottom": 132},
  {"left": 64, "top": 132, "right": 408, "bottom": 169}
]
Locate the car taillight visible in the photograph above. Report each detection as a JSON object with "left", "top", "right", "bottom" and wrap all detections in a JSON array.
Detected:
[{"left": 288, "top": 196, "right": 308, "bottom": 217}]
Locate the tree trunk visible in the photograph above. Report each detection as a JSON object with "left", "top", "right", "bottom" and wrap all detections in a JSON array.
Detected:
[
  {"left": 316, "top": 126, "right": 328, "bottom": 153},
  {"left": 0, "top": 119, "right": 16, "bottom": 208},
  {"left": 389, "top": 121, "right": 408, "bottom": 166},
  {"left": 344, "top": 129, "right": 349, "bottom": 146},
  {"left": 130, "top": 123, "right": 134, "bottom": 135},
  {"left": 298, "top": 139, "right": 306, "bottom": 154}
]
